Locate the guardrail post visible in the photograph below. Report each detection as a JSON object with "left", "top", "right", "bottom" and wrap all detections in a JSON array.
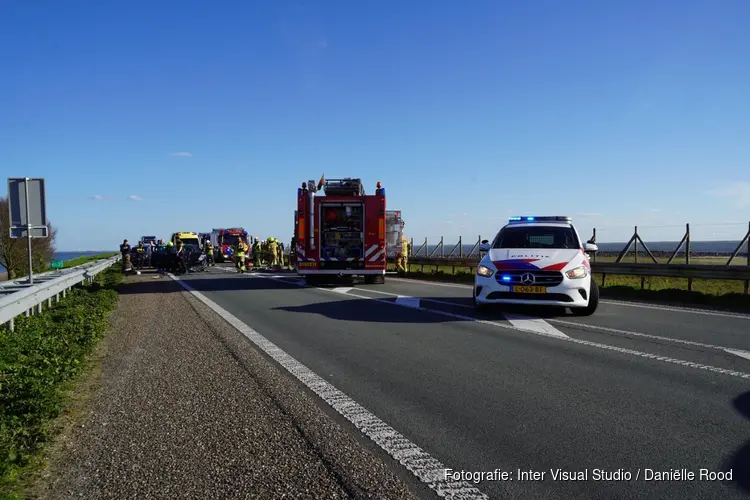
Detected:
[
  {"left": 47, "top": 297, "right": 52, "bottom": 308},
  {"left": 8, "top": 318, "right": 14, "bottom": 332},
  {"left": 37, "top": 302, "right": 42, "bottom": 314}
]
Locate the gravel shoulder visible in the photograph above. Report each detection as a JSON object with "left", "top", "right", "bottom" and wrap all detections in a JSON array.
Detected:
[{"left": 28, "top": 271, "right": 419, "bottom": 499}]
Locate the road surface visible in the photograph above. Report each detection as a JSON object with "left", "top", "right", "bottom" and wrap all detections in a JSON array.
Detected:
[{"left": 171, "top": 266, "right": 750, "bottom": 499}]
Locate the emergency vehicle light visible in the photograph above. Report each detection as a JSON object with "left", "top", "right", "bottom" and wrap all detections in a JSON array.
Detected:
[
  {"left": 508, "top": 216, "right": 572, "bottom": 223},
  {"left": 501, "top": 275, "right": 511, "bottom": 282}
]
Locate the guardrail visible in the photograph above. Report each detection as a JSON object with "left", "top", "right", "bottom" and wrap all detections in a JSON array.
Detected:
[
  {"left": 391, "top": 256, "right": 750, "bottom": 295},
  {"left": 0, "top": 255, "right": 121, "bottom": 331}
]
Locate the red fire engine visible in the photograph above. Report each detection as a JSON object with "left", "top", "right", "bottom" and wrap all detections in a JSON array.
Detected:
[
  {"left": 209, "top": 228, "right": 248, "bottom": 263},
  {"left": 294, "top": 177, "right": 386, "bottom": 284}
]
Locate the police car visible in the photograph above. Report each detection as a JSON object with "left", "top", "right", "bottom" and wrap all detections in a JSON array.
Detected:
[{"left": 473, "top": 216, "right": 599, "bottom": 316}]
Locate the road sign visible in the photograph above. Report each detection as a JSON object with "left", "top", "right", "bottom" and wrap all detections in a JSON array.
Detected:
[
  {"left": 8, "top": 178, "right": 48, "bottom": 238},
  {"left": 50, "top": 260, "right": 63, "bottom": 269}
]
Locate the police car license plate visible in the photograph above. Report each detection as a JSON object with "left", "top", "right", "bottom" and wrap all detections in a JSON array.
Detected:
[{"left": 513, "top": 285, "right": 546, "bottom": 293}]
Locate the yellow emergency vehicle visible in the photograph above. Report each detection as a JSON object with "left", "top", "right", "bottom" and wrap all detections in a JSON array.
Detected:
[{"left": 171, "top": 231, "right": 201, "bottom": 247}]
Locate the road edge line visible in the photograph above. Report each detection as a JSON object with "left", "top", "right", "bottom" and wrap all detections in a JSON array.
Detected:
[{"left": 167, "top": 273, "right": 490, "bottom": 500}]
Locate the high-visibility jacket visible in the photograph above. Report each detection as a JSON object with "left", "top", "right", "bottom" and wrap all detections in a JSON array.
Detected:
[{"left": 234, "top": 242, "right": 247, "bottom": 257}]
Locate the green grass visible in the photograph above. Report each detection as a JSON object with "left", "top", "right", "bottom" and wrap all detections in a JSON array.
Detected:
[
  {"left": 390, "top": 258, "right": 750, "bottom": 311},
  {"left": 50, "top": 252, "right": 118, "bottom": 270},
  {"left": 0, "top": 265, "right": 122, "bottom": 499}
]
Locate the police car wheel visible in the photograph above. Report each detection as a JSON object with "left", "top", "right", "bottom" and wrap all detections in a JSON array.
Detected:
[{"left": 570, "top": 279, "right": 599, "bottom": 316}]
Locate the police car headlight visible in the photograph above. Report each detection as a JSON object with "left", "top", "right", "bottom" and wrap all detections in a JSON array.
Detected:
[
  {"left": 565, "top": 266, "right": 588, "bottom": 279},
  {"left": 477, "top": 265, "right": 494, "bottom": 277}
]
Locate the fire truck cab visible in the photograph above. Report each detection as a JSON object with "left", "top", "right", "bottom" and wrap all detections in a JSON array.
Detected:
[
  {"left": 209, "top": 228, "right": 249, "bottom": 263},
  {"left": 295, "top": 177, "right": 387, "bottom": 285}
]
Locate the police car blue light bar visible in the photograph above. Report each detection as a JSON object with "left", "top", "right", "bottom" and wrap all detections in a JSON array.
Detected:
[{"left": 508, "top": 216, "right": 572, "bottom": 222}]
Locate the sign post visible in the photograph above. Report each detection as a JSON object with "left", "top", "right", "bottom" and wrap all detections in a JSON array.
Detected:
[{"left": 7, "top": 178, "right": 49, "bottom": 285}]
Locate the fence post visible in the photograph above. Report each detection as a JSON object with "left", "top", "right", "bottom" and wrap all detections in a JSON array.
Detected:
[
  {"left": 634, "top": 226, "right": 638, "bottom": 263},
  {"left": 686, "top": 224, "right": 691, "bottom": 265},
  {"left": 590, "top": 228, "right": 596, "bottom": 263}
]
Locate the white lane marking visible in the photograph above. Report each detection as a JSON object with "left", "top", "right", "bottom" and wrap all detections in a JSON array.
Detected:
[
  {"left": 389, "top": 277, "right": 472, "bottom": 289},
  {"left": 597, "top": 299, "right": 750, "bottom": 320},
  {"left": 332, "top": 287, "right": 354, "bottom": 294},
  {"left": 724, "top": 348, "right": 750, "bottom": 361},
  {"left": 395, "top": 296, "right": 421, "bottom": 308},
  {"left": 363, "top": 287, "right": 569, "bottom": 338},
  {"left": 502, "top": 313, "right": 570, "bottom": 338},
  {"left": 256, "top": 275, "right": 750, "bottom": 380},
  {"left": 167, "top": 273, "right": 488, "bottom": 499},
  {"left": 387, "top": 277, "right": 750, "bottom": 320},
  {"left": 548, "top": 318, "right": 750, "bottom": 353}
]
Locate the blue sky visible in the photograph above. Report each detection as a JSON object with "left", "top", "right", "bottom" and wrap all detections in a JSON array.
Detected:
[{"left": 1, "top": 0, "right": 749, "bottom": 251}]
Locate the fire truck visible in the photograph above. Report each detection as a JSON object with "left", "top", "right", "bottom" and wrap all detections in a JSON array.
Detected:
[
  {"left": 294, "top": 177, "right": 386, "bottom": 285},
  {"left": 209, "top": 228, "right": 249, "bottom": 263}
]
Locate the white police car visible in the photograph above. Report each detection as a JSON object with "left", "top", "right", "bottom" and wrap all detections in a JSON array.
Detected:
[{"left": 473, "top": 216, "right": 599, "bottom": 316}]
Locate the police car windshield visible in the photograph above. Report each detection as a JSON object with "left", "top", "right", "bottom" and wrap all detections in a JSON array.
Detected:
[{"left": 493, "top": 226, "right": 580, "bottom": 249}]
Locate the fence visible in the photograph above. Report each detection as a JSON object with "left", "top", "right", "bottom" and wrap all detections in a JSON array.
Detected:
[
  {"left": 0, "top": 255, "right": 121, "bottom": 331},
  {"left": 396, "top": 222, "right": 750, "bottom": 295}
]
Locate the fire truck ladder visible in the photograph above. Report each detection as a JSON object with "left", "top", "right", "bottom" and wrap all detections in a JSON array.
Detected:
[{"left": 323, "top": 178, "right": 365, "bottom": 196}]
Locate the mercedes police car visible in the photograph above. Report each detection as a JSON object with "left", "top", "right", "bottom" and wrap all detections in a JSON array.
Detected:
[{"left": 473, "top": 216, "right": 599, "bottom": 316}]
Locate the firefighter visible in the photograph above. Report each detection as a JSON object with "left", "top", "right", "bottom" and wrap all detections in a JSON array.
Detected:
[
  {"left": 270, "top": 238, "right": 280, "bottom": 266},
  {"left": 271, "top": 238, "right": 281, "bottom": 267},
  {"left": 396, "top": 234, "right": 410, "bottom": 272},
  {"left": 205, "top": 239, "right": 215, "bottom": 266},
  {"left": 252, "top": 237, "right": 261, "bottom": 269},
  {"left": 233, "top": 238, "right": 248, "bottom": 273}
]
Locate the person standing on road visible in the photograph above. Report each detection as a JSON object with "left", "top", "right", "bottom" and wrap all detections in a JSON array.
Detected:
[
  {"left": 205, "top": 239, "right": 215, "bottom": 266},
  {"left": 120, "top": 239, "right": 132, "bottom": 273},
  {"left": 396, "top": 234, "right": 410, "bottom": 272},
  {"left": 135, "top": 242, "right": 146, "bottom": 269},
  {"left": 252, "top": 237, "right": 261, "bottom": 270},
  {"left": 233, "top": 238, "right": 247, "bottom": 273}
]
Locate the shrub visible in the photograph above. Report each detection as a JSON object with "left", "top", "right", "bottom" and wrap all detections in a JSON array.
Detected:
[{"left": 0, "top": 266, "right": 121, "bottom": 493}]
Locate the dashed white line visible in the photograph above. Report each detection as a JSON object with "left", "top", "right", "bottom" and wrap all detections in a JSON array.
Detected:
[
  {"left": 252, "top": 275, "right": 750, "bottom": 380},
  {"left": 168, "top": 273, "right": 489, "bottom": 500},
  {"left": 387, "top": 277, "right": 750, "bottom": 319},
  {"left": 332, "top": 287, "right": 354, "bottom": 294},
  {"left": 547, "top": 318, "right": 749, "bottom": 353}
]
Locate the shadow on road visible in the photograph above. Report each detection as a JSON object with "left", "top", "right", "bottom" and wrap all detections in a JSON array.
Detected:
[
  {"left": 116, "top": 270, "right": 302, "bottom": 294},
  {"left": 724, "top": 391, "right": 750, "bottom": 494},
  {"left": 272, "top": 298, "right": 473, "bottom": 324}
]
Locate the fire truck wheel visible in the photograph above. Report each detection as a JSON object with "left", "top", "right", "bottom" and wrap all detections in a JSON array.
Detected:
[{"left": 364, "top": 275, "right": 385, "bottom": 285}]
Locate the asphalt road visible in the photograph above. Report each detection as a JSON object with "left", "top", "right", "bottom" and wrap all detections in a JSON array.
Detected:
[{"left": 174, "top": 266, "right": 750, "bottom": 499}]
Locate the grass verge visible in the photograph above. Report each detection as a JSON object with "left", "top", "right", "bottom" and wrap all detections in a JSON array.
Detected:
[
  {"left": 51, "top": 252, "right": 118, "bottom": 270},
  {"left": 0, "top": 265, "right": 123, "bottom": 499},
  {"left": 391, "top": 263, "right": 750, "bottom": 311}
]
